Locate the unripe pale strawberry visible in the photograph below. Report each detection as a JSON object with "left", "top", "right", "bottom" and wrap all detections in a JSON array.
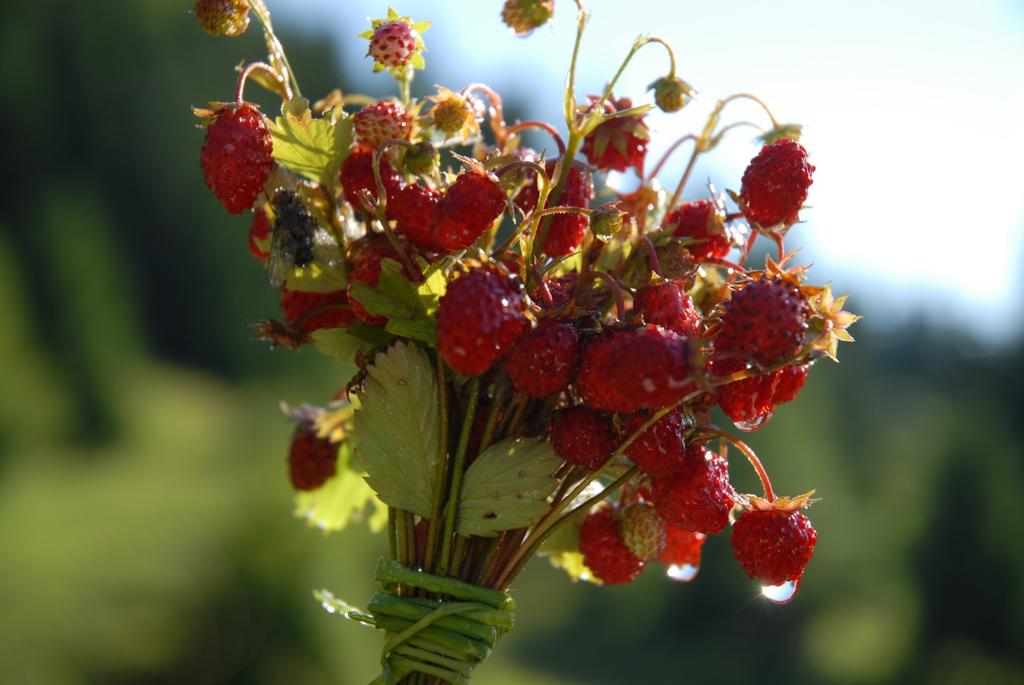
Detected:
[
  {"left": 619, "top": 502, "right": 667, "bottom": 561},
  {"left": 502, "top": 0, "right": 554, "bottom": 35},
  {"left": 194, "top": 0, "right": 250, "bottom": 37},
  {"left": 354, "top": 102, "right": 413, "bottom": 148}
]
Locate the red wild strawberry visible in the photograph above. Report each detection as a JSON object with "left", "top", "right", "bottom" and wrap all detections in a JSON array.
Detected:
[
  {"left": 280, "top": 289, "right": 354, "bottom": 331},
  {"left": 731, "top": 508, "right": 817, "bottom": 586},
  {"left": 288, "top": 425, "right": 338, "bottom": 491},
  {"left": 581, "top": 96, "right": 649, "bottom": 174},
  {"left": 516, "top": 159, "right": 594, "bottom": 257},
  {"left": 194, "top": 0, "right": 250, "bottom": 37},
  {"left": 716, "top": 277, "right": 811, "bottom": 366},
  {"left": 436, "top": 263, "right": 527, "bottom": 376},
  {"left": 549, "top": 407, "right": 616, "bottom": 470},
  {"left": 660, "top": 522, "right": 706, "bottom": 568},
  {"left": 346, "top": 239, "right": 401, "bottom": 327},
  {"left": 713, "top": 358, "right": 811, "bottom": 430},
  {"left": 431, "top": 170, "right": 507, "bottom": 251},
  {"left": 576, "top": 332, "right": 629, "bottom": 411},
  {"left": 529, "top": 273, "right": 579, "bottom": 310},
  {"left": 619, "top": 502, "right": 667, "bottom": 561},
  {"left": 577, "top": 325, "right": 693, "bottom": 413},
  {"left": 621, "top": 407, "right": 689, "bottom": 479},
  {"left": 651, "top": 444, "right": 736, "bottom": 535},
  {"left": 340, "top": 145, "right": 402, "bottom": 213},
  {"left": 633, "top": 281, "right": 701, "bottom": 338},
  {"left": 387, "top": 183, "right": 442, "bottom": 250},
  {"left": 354, "top": 101, "right": 413, "bottom": 148},
  {"left": 665, "top": 200, "right": 731, "bottom": 262},
  {"left": 579, "top": 506, "right": 645, "bottom": 585},
  {"left": 740, "top": 139, "right": 815, "bottom": 227},
  {"left": 200, "top": 103, "right": 273, "bottom": 215},
  {"left": 711, "top": 356, "right": 777, "bottom": 427},
  {"left": 248, "top": 208, "right": 271, "bottom": 260},
  {"left": 505, "top": 319, "right": 580, "bottom": 398},
  {"left": 368, "top": 20, "right": 420, "bottom": 68},
  {"left": 772, "top": 363, "right": 809, "bottom": 405}
]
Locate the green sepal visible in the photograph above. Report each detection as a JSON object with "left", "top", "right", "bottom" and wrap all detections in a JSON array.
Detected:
[
  {"left": 348, "top": 259, "right": 439, "bottom": 345},
  {"left": 311, "top": 328, "right": 372, "bottom": 364}
]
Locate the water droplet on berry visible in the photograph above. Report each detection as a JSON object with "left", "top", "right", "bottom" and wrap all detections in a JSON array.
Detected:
[
  {"left": 760, "top": 578, "right": 800, "bottom": 604},
  {"left": 734, "top": 411, "right": 773, "bottom": 432},
  {"left": 666, "top": 563, "right": 700, "bottom": 582}
]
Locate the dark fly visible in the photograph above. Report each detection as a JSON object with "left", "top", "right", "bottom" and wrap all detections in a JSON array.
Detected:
[{"left": 267, "top": 190, "right": 317, "bottom": 287}]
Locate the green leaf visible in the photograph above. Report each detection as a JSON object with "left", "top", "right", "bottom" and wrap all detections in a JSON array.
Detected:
[
  {"left": 352, "top": 341, "right": 440, "bottom": 517},
  {"left": 417, "top": 257, "right": 451, "bottom": 315},
  {"left": 348, "top": 259, "right": 437, "bottom": 345},
  {"left": 545, "top": 550, "right": 600, "bottom": 584},
  {"left": 456, "top": 438, "right": 562, "bottom": 537},
  {"left": 294, "top": 442, "right": 387, "bottom": 533},
  {"left": 349, "top": 322, "right": 397, "bottom": 348},
  {"left": 310, "top": 328, "right": 372, "bottom": 365},
  {"left": 538, "top": 505, "right": 600, "bottom": 583},
  {"left": 269, "top": 99, "right": 353, "bottom": 185},
  {"left": 384, "top": 317, "right": 437, "bottom": 344},
  {"left": 283, "top": 262, "right": 347, "bottom": 293}
]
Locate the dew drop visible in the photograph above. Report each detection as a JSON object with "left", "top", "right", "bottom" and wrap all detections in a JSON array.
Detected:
[
  {"left": 666, "top": 563, "right": 700, "bottom": 583},
  {"left": 760, "top": 578, "right": 800, "bottom": 604},
  {"left": 735, "top": 411, "right": 773, "bottom": 432}
]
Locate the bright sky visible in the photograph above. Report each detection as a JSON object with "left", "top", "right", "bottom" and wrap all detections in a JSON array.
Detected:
[{"left": 276, "top": 0, "right": 1024, "bottom": 341}]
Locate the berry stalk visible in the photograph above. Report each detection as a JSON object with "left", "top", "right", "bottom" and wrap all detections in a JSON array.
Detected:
[
  {"left": 436, "top": 378, "right": 482, "bottom": 577},
  {"left": 423, "top": 360, "right": 451, "bottom": 574},
  {"left": 698, "top": 428, "right": 776, "bottom": 501}
]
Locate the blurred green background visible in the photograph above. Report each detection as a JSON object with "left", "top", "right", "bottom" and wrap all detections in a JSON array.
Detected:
[{"left": 1, "top": 1, "right": 1022, "bottom": 684}]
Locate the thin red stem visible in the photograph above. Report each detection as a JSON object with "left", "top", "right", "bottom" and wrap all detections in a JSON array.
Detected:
[
  {"left": 641, "top": 235, "right": 664, "bottom": 278},
  {"left": 705, "top": 257, "right": 747, "bottom": 273},
  {"left": 505, "top": 121, "right": 567, "bottom": 155},
  {"left": 234, "top": 61, "right": 288, "bottom": 103},
  {"left": 700, "top": 428, "right": 776, "bottom": 501},
  {"left": 530, "top": 264, "right": 554, "bottom": 308},
  {"left": 645, "top": 133, "right": 696, "bottom": 181},
  {"left": 462, "top": 83, "right": 506, "bottom": 145},
  {"left": 371, "top": 141, "right": 423, "bottom": 282},
  {"left": 771, "top": 233, "right": 786, "bottom": 263}
]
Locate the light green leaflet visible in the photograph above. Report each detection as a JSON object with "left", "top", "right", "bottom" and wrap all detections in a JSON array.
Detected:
[
  {"left": 294, "top": 442, "right": 388, "bottom": 533},
  {"left": 352, "top": 341, "right": 440, "bottom": 518},
  {"left": 457, "top": 437, "right": 562, "bottom": 537},
  {"left": 347, "top": 259, "right": 439, "bottom": 345},
  {"left": 268, "top": 99, "right": 353, "bottom": 185}
]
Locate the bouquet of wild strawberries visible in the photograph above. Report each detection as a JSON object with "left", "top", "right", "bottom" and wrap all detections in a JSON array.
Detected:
[{"left": 193, "top": 0, "right": 858, "bottom": 682}]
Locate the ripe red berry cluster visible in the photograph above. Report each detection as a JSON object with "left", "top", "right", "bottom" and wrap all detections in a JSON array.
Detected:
[{"left": 194, "top": 3, "right": 858, "bottom": 676}]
